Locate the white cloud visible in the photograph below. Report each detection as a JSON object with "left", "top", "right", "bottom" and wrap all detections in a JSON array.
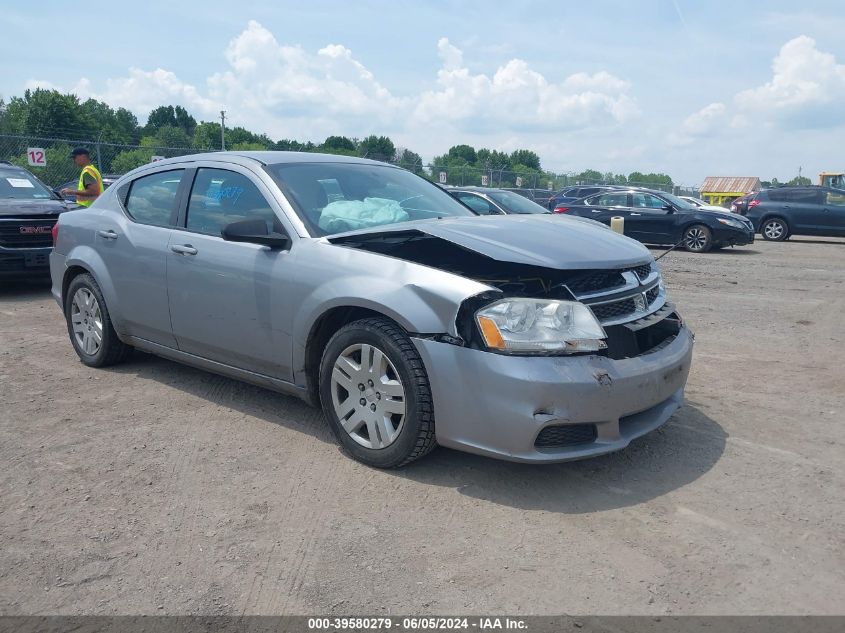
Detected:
[
  {"left": 667, "top": 102, "right": 727, "bottom": 146},
  {"left": 23, "top": 21, "right": 637, "bottom": 160},
  {"left": 734, "top": 35, "right": 845, "bottom": 128}
]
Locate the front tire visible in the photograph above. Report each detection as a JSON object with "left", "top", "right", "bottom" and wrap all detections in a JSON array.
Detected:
[
  {"left": 319, "top": 317, "right": 436, "bottom": 468},
  {"left": 683, "top": 224, "right": 713, "bottom": 253},
  {"left": 761, "top": 217, "right": 788, "bottom": 241},
  {"left": 64, "top": 273, "right": 132, "bottom": 367}
]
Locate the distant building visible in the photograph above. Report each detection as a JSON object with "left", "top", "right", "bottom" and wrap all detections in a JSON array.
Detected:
[{"left": 699, "top": 177, "right": 762, "bottom": 207}]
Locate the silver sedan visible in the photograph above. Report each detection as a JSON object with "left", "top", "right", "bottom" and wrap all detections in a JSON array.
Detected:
[{"left": 50, "top": 152, "right": 693, "bottom": 467}]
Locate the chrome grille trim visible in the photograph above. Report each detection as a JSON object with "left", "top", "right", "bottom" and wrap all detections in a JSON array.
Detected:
[{"left": 565, "top": 262, "right": 666, "bottom": 326}]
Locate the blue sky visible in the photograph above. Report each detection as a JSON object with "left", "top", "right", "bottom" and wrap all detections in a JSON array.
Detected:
[{"left": 2, "top": 0, "right": 844, "bottom": 184}]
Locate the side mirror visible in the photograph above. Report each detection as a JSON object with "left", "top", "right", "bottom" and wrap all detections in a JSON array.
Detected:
[{"left": 221, "top": 218, "right": 290, "bottom": 250}]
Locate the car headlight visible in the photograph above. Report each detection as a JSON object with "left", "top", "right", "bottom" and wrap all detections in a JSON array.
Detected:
[
  {"left": 717, "top": 217, "right": 746, "bottom": 229},
  {"left": 475, "top": 298, "right": 606, "bottom": 354}
]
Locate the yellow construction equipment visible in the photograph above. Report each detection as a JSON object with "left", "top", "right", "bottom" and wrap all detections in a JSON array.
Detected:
[{"left": 819, "top": 172, "right": 844, "bottom": 188}]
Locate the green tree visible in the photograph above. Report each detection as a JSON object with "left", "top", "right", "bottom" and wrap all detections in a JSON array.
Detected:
[
  {"left": 395, "top": 148, "right": 424, "bottom": 174},
  {"left": 510, "top": 149, "right": 540, "bottom": 171},
  {"left": 141, "top": 125, "right": 192, "bottom": 149},
  {"left": 7, "top": 89, "right": 92, "bottom": 137},
  {"left": 358, "top": 135, "right": 395, "bottom": 161},
  {"left": 111, "top": 147, "right": 155, "bottom": 174},
  {"left": 273, "top": 138, "right": 316, "bottom": 152},
  {"left": 788, "top": 175, "right": 811, "bottom": 186},
  {"left": 193, "top": 121, "right": 223, "bottom": 150},
  {"left": 576, "top": 169, "right": 604, "bottom": 184},
  {"left": 321, "top": 135, "right": 356, "bottom": 152},
  {"left": 447, "top": 144, "right": 477, "bottom": 164},
  {"left": 145, "top": 105, "right": 196, "bottom": 137}
]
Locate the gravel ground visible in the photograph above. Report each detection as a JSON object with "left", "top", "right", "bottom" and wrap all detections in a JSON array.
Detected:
[{"left": 0, "top": 237, "right": 843, "bottom": 616}]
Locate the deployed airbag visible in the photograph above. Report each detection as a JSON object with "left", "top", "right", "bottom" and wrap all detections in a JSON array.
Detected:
[{"left": 318, "top": 197, "right": 409, "bottom": 232}]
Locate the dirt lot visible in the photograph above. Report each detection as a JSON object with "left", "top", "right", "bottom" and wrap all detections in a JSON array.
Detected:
[{"left": 1, "top": 237, "right": 843, "bottom": 616}]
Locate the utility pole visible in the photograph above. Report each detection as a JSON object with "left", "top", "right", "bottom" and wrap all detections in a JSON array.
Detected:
[{"left": 220, "top": 110, "right": 226, "bottom": 151}]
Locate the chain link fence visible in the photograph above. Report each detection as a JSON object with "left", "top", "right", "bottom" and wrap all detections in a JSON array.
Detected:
[{"left": 1, "top": 133, "right": 699, "bottom": 198}]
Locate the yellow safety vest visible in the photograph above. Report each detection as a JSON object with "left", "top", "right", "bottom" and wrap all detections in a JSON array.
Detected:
[{"left": 76, "top": 164, "right": 104, "bottom": 207}]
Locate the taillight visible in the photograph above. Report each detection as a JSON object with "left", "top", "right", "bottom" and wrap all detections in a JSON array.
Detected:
[
  {"left": 51, "top": 222, "right": 59, "bottom": 245},
  {"left": 748, "top": 199, "right": 760, "bottom": 208},
  {"left": 553, "top": 206, "right": 569, "bottom": 214}
]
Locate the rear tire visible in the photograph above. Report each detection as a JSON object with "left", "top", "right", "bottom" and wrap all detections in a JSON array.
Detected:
[
  {"left": 683, "top": 224, "right": 713, "bottom": 253},
  {"left": 761, "top": 217, "right": 788, "bottom": 241},
  {"left": 319, "top": 317, "right": 436, "bottom": 468},
  {"left": 64, "top": 273, "right": 132, "bottom": 367}
]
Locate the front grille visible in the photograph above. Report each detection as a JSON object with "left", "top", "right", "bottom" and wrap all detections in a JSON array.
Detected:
[
  {"left": 590, "top": 298, "right": 637, "bottom": 321},
  {"left": 0, "top": 218, "right": 57, "bottom": 249},
  {"left": 646, "top": 286, "right": 659, "bottom": 303},
  {"left": 565, "top": 270, "right": 626, "bottom": 294},
  {"left": 628, "top": 264, "right": 653, "bottom": 280},
  {"left": 535, "top": 424, "right": 597, "bottom": 448}
]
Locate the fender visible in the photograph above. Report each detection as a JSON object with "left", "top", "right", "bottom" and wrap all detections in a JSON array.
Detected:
[{"left": 63, "top": 245, "right": 127, "bottom": 334}]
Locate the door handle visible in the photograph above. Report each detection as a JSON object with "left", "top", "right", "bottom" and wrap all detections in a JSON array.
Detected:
[
  {"left": 630, "top": 212, "right": 642, "bottom": 216},
  {"left": 591, "top": 210, "right": 601, "bottom": 213},
  {"left": 97, "top": 229, "right": 118, "bottom": 239},
  {"left": 170, "top": 244, "right": 198, "bottom": 255}
]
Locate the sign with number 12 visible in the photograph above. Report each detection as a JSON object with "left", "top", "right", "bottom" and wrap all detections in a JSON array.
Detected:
[{"left": 27, "top": 148, "right": 46, "bottom": 167}]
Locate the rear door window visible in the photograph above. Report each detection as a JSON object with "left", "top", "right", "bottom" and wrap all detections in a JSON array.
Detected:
[
  {"left": 785, "top": 189, "right": 822, "bottom": 204},
  {"left": 125, "top": 170, "right": 184, "bottom": 227},
  {"left": 632, "top": 193, "right": 666, "bottom": 209},
  {"left": 589, "top": 192, "right": 628, "bottom": 207}
]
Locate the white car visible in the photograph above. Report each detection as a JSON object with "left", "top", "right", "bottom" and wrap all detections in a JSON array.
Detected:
[{"left": 680, "top": 196, "right": 729, "bottom": 213}]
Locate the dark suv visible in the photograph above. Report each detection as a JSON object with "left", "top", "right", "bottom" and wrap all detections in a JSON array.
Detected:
[
  {"left": 744, "top": 186, "right": 845, "bottom": 241},
  {"left": 0, "top": 162, "right": 70, "bottom": 278}
]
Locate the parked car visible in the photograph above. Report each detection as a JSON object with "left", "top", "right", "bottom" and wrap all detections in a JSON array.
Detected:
[
  {"left": 744, "top": 186, "right": 845, "bottom": 240},
  {"left": 730, "top": 193, "right": 756, "bottom": 215},
  {"left": 0, "top": 161, "right": 71, "bottom": 279},
  {"left": 501, "top": 187, "right": 554, "bottom": 208},
  {"left": 560, "top": 188, "right": 755, "bottom": 252},
  {"left": 55, "top": 174, "right": 118, "bottom": 203},
  {"left": 548, "top": 185, "right": 623, "bottom": 210},
  {"left": 51, "top": 152, "right": 693, "bottom": 467},
  {"left": 449, "top": 186, "right": 610, "bottom": 231},
  {"left": 680, "top": 196, "right": 729, "bottom": 212}
]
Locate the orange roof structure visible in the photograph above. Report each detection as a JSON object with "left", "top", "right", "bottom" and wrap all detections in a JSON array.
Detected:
[{"left": 700, "top": 177, "right": 761, "bottom": 193}]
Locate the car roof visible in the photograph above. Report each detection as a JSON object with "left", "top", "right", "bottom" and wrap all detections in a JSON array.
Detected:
[{"left": 140, "top": 150, "right": 393, "bottom": 169}]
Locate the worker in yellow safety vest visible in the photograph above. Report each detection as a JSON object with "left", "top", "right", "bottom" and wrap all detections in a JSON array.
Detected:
[{"left": 61, "top": 147, "right": 103, "bottom": 207}]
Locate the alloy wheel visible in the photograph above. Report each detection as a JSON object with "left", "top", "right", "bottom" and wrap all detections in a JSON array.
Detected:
[
  {"left": 763, "top": 220, "right": 785, "bottom": 240},
  {"left": 685, "top": 227, "right": 708, "bottom": 251},
  {"left": 330, "top": 343, "right": 406, "bottom": 449},
  {"left": 70, "top": 288, "right": 103, "bottom": 355}
]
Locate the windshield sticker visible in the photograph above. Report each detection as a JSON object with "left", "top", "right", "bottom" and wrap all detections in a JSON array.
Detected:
[
  {"left": 212, "top": 185, "right": 244, "bottom": 204},
  {"left": 6, "top": 178, "right": 35, "bottom": 188}
]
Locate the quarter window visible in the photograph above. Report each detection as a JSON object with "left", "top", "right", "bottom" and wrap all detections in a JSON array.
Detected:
[
  {"left": 125, "top": 170, "right": 184, "bottom": 227},
  {"left": 186, "top": 168, "right": 277, "bottom": 236}
]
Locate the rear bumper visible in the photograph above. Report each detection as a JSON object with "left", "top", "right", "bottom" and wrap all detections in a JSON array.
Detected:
[
  {"left": 0, "top": 246, "right": 52, "bottom": 278},
  {"left": 412, "top": 325, "right": 694, "bottom": 463}
]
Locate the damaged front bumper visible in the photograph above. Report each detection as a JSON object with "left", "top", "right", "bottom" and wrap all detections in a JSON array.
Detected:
[{"left": 412, "top": 324, "right": 693, "bottom": 463}]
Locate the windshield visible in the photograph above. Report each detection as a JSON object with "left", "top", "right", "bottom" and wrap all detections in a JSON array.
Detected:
[
  {"left": 0, "top": 169, "right": 55, "bottom": 200},
  {"left": 487, "top": 190, "right": 548, "bottom": 214},
  {"left": 661, "top": 192, "right": 697, "bottom": 210},
  {"left": 267, "top": 162, "right": 475, "bottom": 236}
]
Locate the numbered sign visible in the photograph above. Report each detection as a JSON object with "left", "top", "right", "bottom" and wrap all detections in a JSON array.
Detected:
[
  {"left": 150, "top": 155, "right": 165, "bottom": 163},
  {"left": 438, "top": 171, "right": 447, "bottom": 184},
  {"left": 481, "top": 175, "right": 489, "bottom": 186},
  {"left": 515, "top": 176, "right": 523, "bottom": 187},
  {"left": 27, "top": 148, "right": 46, "bottom": 167}
]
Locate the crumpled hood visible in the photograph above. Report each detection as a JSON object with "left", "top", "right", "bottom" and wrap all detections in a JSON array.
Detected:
[
  {"left": 330, "top": 214, "right": 653, "bottom": 269},
  {"left": 0, "top": 198, "right": 69, "bottom": 216}
]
